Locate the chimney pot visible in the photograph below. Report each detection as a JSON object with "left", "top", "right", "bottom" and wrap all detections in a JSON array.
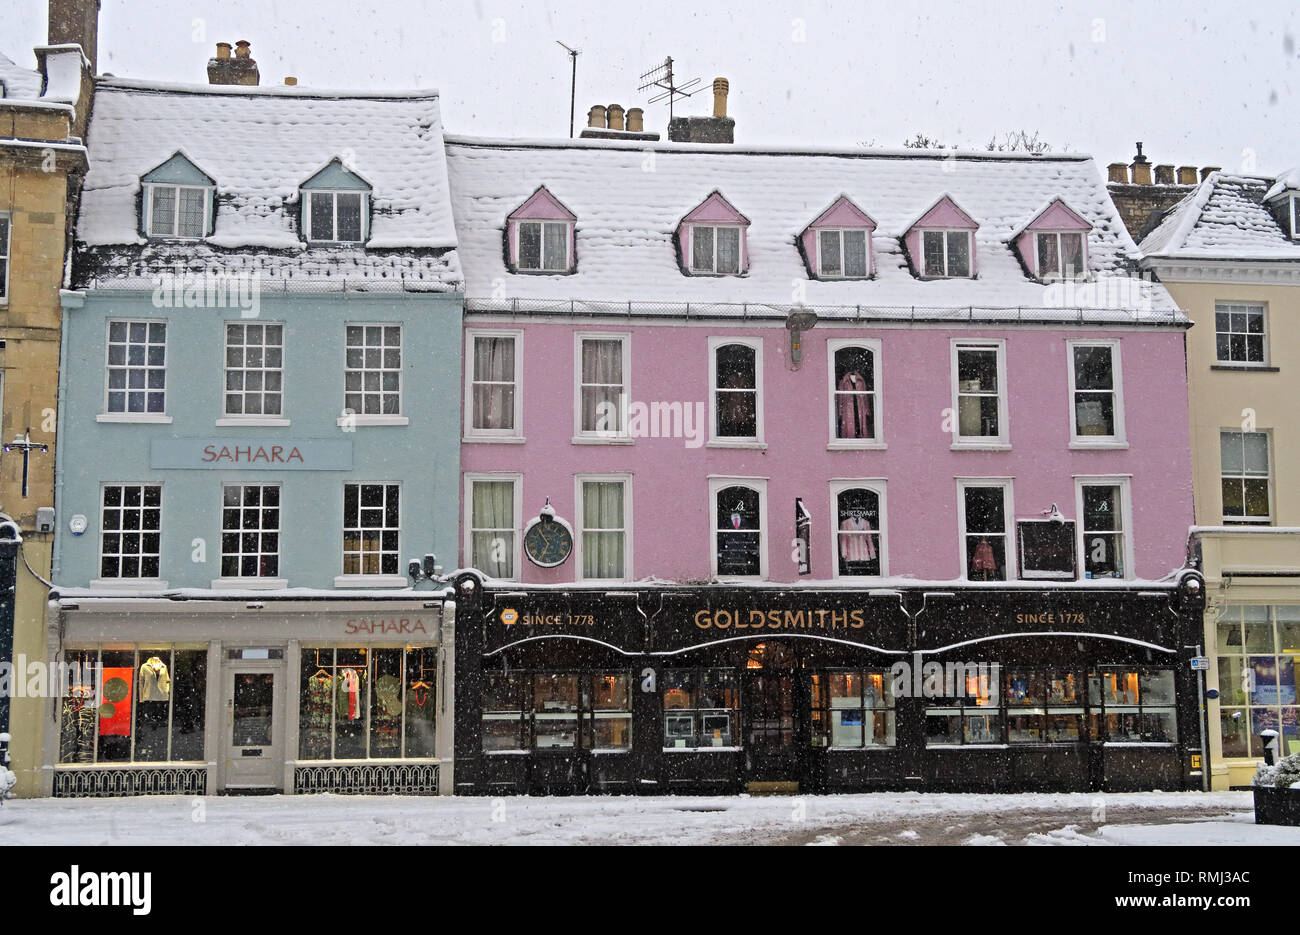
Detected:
[
  {"left": 284, "top": 76, "right": 297, "bottom": 86},
  {"left": 1107, "top": 163, "right": 1129, "bottom": 184},
  {"left": 607, "top": 104, "right": 625, "bottom": 132},
  {"left": 587, "top": 104, "right": 606, "bottom": 129},
  {"left": 1176, "top": 166, "right": 1198, "bottom": 185},
  {"left": 1154, "top": 164, "right": 1175, "bottom": 185},
  {"left": 235, "top": 40, "right": 252, "bottom": 59},
  {"left": 216, "top": 42, "right": 232, "bottom": 59},
  {"left": 1132, "top": 141, "right": 1149, "bottom": 164},
  {"left": 713, "top": 77, "right": 729, "bottom": 118},
  {"left": 626, "top": 107, "right": 644, "bottom": 133},
  {"left": 1131, "top": 160, "right": 1153, "bottom": 185},
  {"left": 1201, "top": 166, "right": 1221, "bottom": 181}
]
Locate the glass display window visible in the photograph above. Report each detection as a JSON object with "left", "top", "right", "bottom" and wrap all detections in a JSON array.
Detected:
[
  {"left": 811, "top": 669, "right": 896, "bottom": 748},
  {"left": 482, "top": 671, "right": 635, "bottom": 753},
  {"left": 661, "top": 669, "right": 739, "bottom": 749},
  {"left": 1089, "top": 667, "right": 1178, "bottom": 744},
  {"left": 1216, "top": 605, "right": 1300, "bottom": 757}
]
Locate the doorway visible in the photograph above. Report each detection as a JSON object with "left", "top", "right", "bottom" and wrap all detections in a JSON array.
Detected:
[
  {"left": 222, "top": 658, "right": 285, "bottom": 792},
  {"left": 742, "top": 642, "right": 804, "bottom": 783}
]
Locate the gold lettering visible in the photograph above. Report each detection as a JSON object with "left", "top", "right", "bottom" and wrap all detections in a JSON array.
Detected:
[
  {"left": 695, "top": 610, "right": 711, "bottom": 629},
  {"left": 849, "top": 609, "right": 864, "bottom": 629}
]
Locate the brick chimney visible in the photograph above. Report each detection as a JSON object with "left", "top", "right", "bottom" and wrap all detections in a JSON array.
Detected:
[
  {"left": 207, "top": 39, "right": 260, "bottom": 86},
  {"left": 579, "top": 102, "right": 659, "bottom": 141},
  {"left": 667, "top": 76, "right": 735, "bottom": 144},
  {"left": 47, "top": 0, "right": 99, "bottom": 73},
  {"left": 1106, "top": 144, "right": 1205, "bottom": 240},
  {"left": 1129, "top": 142, "right": 1152, "bottom": 185}
]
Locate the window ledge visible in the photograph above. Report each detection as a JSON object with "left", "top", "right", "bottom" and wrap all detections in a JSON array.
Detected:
[
  {"left": 827, "top": 440, "right": 886, "bottom": 451},
  {"left": 210, "top": 578, "right": 288, "bottom": 590},
  {"left": 96, "top": 413, "right": 173, "bottom": 424},
  {"left": 333, "top": 574, "right": 408, "bottom": 588},
  {"left": 337, "top": 415, "right": 409, "bottom": 427},
  {"left": 88, "top": 578, "right": 169, "bottom": 590},
  {"left": 1068, "top": 440, "right": 1129, "bottom": 450},
  {"left": 216, "top": 417, "right": 291, "bottom": 427},
  {"left": 462, "top": 435, "right": 526, "bottom": 444},
  {"left": 571, "top": 435, "right": 634, "bottom": 446},
  {"left": 1211, "top": 364, "right": 1279, "bottom": 373},
  {"left": 706, "top": 440, "right": 767, "bottom": 450},
  {"left": 950, "top": 441, "right": 1011, "bottom": 451}
]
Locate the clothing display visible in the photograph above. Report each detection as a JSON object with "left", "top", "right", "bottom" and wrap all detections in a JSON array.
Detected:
[
  {"left": 838, "top": 514, "right": 877, "bottom": 562},
  {"left": 138, "top": 656, "right": 172, "bottom": 702},
  {"left": 59, "top": 690, "right": 96, "bottom": 764},
  {"left": 971, "top": 538, "right": 997, "bottom": 579},
  {"left": 337, "top": 668, "right": 364, "bottom": 720},
  {"left": 835, "top": 372, "right": 873, "bottom": 438},
  {"left": 302, "top": 670, "right": 334, "bottom": 759}
]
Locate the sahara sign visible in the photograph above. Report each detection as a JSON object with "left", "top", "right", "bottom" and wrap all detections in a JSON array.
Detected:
[{"left": 150, "top": 438, "right": 354, "bottom": 471}]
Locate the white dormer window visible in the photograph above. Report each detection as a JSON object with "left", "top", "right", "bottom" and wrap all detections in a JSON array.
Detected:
[
  {"left": 518, "top": 220, "right": 570, "bottom": 271},
  {"left": 691, "top": 226, "right": 742, "bottom": 274},
  {"left": 818, "top": 229, "right": 869, "bottom": 278},
  {"left": 140, "top": 153, "right": 216, "bottom": 241},
  {"left": 921, "top": 230, "right": 972, "bottom": 278},
  {"left": 1035, "top": 231, "right": 1086, "bottom": 280},
  {"left": 305, "top": 190, "right": 368, "bottom": 243}
]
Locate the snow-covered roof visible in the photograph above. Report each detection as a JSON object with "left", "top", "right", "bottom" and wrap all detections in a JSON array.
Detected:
[
  {"left": 446, "top": 136, "right": 1181, "bottom": 323},
  {"left": 75, "top": 78, "right": 462, "bottom": 290},
  {"left": 1139, "top": 172, "right": 1300, "bottom": 261},
  {"left": 0, "top": 50, "right": 42, "bottom": 100}
]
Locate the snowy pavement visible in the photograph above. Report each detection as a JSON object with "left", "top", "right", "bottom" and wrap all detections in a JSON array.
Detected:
[{"left": 0, "top": 790, "right": 1293, "bottom": 845}]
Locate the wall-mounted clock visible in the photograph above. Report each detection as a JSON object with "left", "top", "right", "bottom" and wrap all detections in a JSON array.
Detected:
[{"left": 523, "top": 501, "right": 574, "bottom": 568}]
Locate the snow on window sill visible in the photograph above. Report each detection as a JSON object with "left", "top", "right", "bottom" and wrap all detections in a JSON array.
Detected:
[
  {"left": 571, "top": 435, "right": 634, "bottom": 445},
  {"left": 216, "top": 417, "right": 291, "bottom": 427},
  {"left": 950, "top": 441, "right": 1010, "bottom": 451},
  {"left": 88, "top": 578, "right": 169, "bottom": 590},
  {"left": 1069, "top": 439, "right": 1128, "bottom": 450},
  {"left": 462, "top": 435, "right": 526, "bottom": 444},
  {"left": 210, "top": 577, "right": 288, "bottom": 590},
  {"left": 707, "top": 439, "right": 767, "bottom": 450},
  {"left": 96, "top": 413, "right": 173, "bottom": 424},
  {"left": 827, "top": 439, "right": 886, "bottom": 451},
  {"left": 333, "top": 574, "right": 408, "bottom": 588},
  {"left": 336, "top": 415, "right": 409, "bottom": 427}
]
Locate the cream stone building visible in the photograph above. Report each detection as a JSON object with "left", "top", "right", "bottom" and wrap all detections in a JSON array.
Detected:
[{"left": 1138, "top": 169, "right": 1300, "bottom": 789}]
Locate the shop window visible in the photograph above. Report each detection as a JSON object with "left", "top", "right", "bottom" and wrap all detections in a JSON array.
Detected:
[
  {"left": 1069, "top": 342, "right": 1123, "bottom": 444},
  {"left": 100, "top": 483, "right": 162, "bottom": 579},
  {"left": 220, "top": 484, "right": 280, "bottom": 578},
  {"left": 1017, "top": 520, "right": 1077, "bottom": 580},
  {"left": 925, "top": 665, "right": 1001, "bottom": 746},
  {"left": 466, "top": 331, "right": 522, "bottom": 437},
  {"left": 1005, "top": 668, "right": 1085, "bottom": 743},
  {"left": 811, "top": 670, "right": 895, "bottom": 748},
  {"left": 951, "top": 342, "right": 1007, "bottom": 446},
  {"left": 1078, "top": 481, "right": 1128, "bottom": 578},
  {"left": 341, "top": 482, "right": 399, "bottom": 576},
  {"left": 468, "top": 476, "right": 518, "bottom": 578},
  {"left": 59, "top": 647, "right": 207, "bottom": 764},
  {"left": 961, "top": 483, "right": 1009, "bottom": 581},
  {"left": 1216, "top": 605, "right": 1300, "bottom": 758},
  {"left": 712, "top": 481, "right": 765, "bottom": 578},
  {"left": 1214, "top": 302, "right": 1267, "bottom": 366},
  {"left": 299, "top": 646, "right": 437, "bottom": 760},
  {"left": 575, "top": 335, "right": 629, "bottom": 438},
  {"left": 1220, "top": 430, "right": 1271, "bottom": 524},
  {"left": 828, "top": 342, "right": 878, "bottom": 443},
  {"left": 1088, "top": 668, "right": 1178, "bottom": 744},
  {"left": 480, "top": 671, "right": 632, "bottom": 752},
  {"left": 106, "top": 320, "right": 167, "bottom": 415},
  {"left": 663, "top": 669, "right": 739, "bottom": 749},
  {"left": 224, "top": 322, "right": 284, "bottom": 418},
  {"left": 344, "top": 324, "right": 401, "bottom": 418},
  {"left": 711, "top": 340, "right": 761, "bottom": 442},
  {"left": 578, "top": 477, "right": 629, "bottom": 580},
  {"left": 834, "top": 486, "right": 883, "bottom": 578}
]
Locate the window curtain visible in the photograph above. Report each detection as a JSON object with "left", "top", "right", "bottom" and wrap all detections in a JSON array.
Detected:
[
  {"left": 473, "top": 337, "right": 515, "bottom": 430},
  {"left": 716, "top": 228, "right": 740, "bottom": 273},
  {"left": 472, "top": 481, "right": 514, "bottom": 577},
  {"left": 581, "top": 340, "right": 623, "bottom": 432},
  {"left": 150, "top": 187, "right": 175, "bottom": 235},
  {"left": 582, "top": 482, "right": 625, "bottom": 578},
  {"left": 543, "top": 223, "right": 568, "bottom": 270}
]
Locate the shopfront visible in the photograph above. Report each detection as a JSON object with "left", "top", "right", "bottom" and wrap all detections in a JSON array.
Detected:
[
  {"left": 43, "top": 593, "right": 454, "bottom": 797},
  {"left": 451, "top": 572, "right": 1206, "bottom": 794}
]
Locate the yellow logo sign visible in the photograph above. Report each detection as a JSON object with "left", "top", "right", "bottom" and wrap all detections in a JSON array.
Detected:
[{"left": 501, "top": 608, "right": 518, "bottom": 626}]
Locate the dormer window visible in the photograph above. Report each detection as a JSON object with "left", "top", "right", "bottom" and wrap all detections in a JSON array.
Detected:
[
  {"left": 140, "top": 153, "right": 215, "bottom": 240},
  {"left": 800, "top": 196, "right": 875, "bottom": 280},
  {"left": 507, "top": 186, "right": 576, "bottom": 274},
  {"left": 904, "top": 195, "right": 978, "bottom": 280},
  {"left": 300, "top": 159, "right": 372, "bottom": 244},
  {"left": 679, "top": 192, "right": 751, "bottom": 277},
  {"left": 1291, "top": 195, "right": 1300, "bottom": 240},
  {"left": 922, "top": 231, "right": 972, "bottom": 277},
  {"left": 1012, "top": 198, "right": 1091, "bottom": 282}
]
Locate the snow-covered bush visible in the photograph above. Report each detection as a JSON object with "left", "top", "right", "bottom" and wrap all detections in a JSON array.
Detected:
[{"left": 1253, "top": 751, "right": 1300, "bottom": 789}]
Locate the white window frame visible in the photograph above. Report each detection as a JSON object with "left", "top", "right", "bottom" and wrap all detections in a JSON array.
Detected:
[
  {"left": 689, "top": 225, "right": 744, "bottom": 275},
  {"left": 304, "top": 189, "right": 369, "bottom": 243},
  {"left": 709, "top": 476, "right": 769, "bottom": 581},
  {"left": 514, "top": 219, "right": 572, "bottom": 272},
  {"left": 335, "top": 481, "right": 404, "bottom": 587},
  {"left": 956, "top": 478, "right": 1014, "bottom": 582},
  {"left": 212, "top": 482, "right": 286, "bottom": 589},
  {"left": 826, "top": 338, "right": 884, "bottom": 450},
  {"left": 575, "top": 474, "right": 633, "bottom": 582},
  {"left": 98, "top": 318, "right": 173, "bottom": 424},
  {"left": 1032, "top": 230, "right": 1088, "bottom": 280},
  {"left": 92, "top": 481, "right": 166, "bottom": 588},
  {"left": 918, "top": 229, "right": 973, "bottom": 278},
  {"left": 708, "top": 336, "right": 765, "bottom": 448},
  {"left": 463, "top": 328, "right": 524, "bottom": 442},
  {"left": 1074, "top": 476, "right": 1135, "bottom": 581},
  {"left": 1219, "top": 430, "right": 1273, "bottom": 525},
  {"left": 0, "top": 211, "right": 10, "bottom": 304},
  {"left": 1291, "top": 195, "right": 1300, "bottom": 240},
  {"left": 572, "top": 332, "right": 632, "bottom": 444},
  {"left": 1066, "top": 339, "right": 1126, "bottom": 448},
  {"left": 829, "top": 479, "right": 888, "bottom": 580},
  {"left": 218, "top": 321, "right": 289, "bottom": 426},
  {"left": 816, "top": 228, "right": 870, "bottom": 279},
  {"left": 1213, "top": 301, "right": 1269, "bottom": 367},
  {"left": 463, "top": 472, "right": 523, "bottom": 580},
  {"left": 338, "top": 323, "right": 408, "bottom": 427},
  {"left": 143, "top": 183, "right": 212, "bottom": 240},
  {"left": 950, "top": 339, "right": 1009, "bottom": 449}
]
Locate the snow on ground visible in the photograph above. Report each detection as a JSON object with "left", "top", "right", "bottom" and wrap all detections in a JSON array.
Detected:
[{"left": 0, "top": 790, "right": 1290, "bottom": 846}]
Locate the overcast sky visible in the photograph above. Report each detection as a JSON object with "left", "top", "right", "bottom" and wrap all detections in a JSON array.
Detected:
[{"left": 5, "top": 0, "right": 1298, "bottom": 174}]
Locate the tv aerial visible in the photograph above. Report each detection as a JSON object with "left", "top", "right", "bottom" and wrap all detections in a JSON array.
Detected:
[
  {"left": 557, "top": 41, "right": 581, "bottom": 138},
  {"left": 637, "top": 56, "right": 703, "bottom": 121}
]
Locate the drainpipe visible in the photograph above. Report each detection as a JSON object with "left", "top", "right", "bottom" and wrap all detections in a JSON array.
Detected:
[{"left": 50, "top": 291, "right": 80, "bottom": 582}]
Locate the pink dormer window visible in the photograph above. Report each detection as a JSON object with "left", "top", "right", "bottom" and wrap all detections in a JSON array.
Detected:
[
  {"left": 801, "top": 196, "right": 876, "bottom": 279},
  {"left": 679, "top": 192, "right": 750, "bottom": 276},
  {"left": 506, "top": 185, "right": 577, "bottom": 273},
  {"left": 1012, "top": 198, "right": 1092, "bottom": 281},
  {"left": 903, "top": 195, "right": 978, "bottom": 279}
]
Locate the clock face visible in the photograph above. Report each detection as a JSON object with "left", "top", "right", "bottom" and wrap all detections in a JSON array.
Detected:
[{"left": 523, "top": 518, "right": 574, "bottom": 568}]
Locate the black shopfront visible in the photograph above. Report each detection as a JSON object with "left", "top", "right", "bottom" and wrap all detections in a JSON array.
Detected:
[{"left": 451, "top": 572, "right": 1207, "bottom": 795}]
